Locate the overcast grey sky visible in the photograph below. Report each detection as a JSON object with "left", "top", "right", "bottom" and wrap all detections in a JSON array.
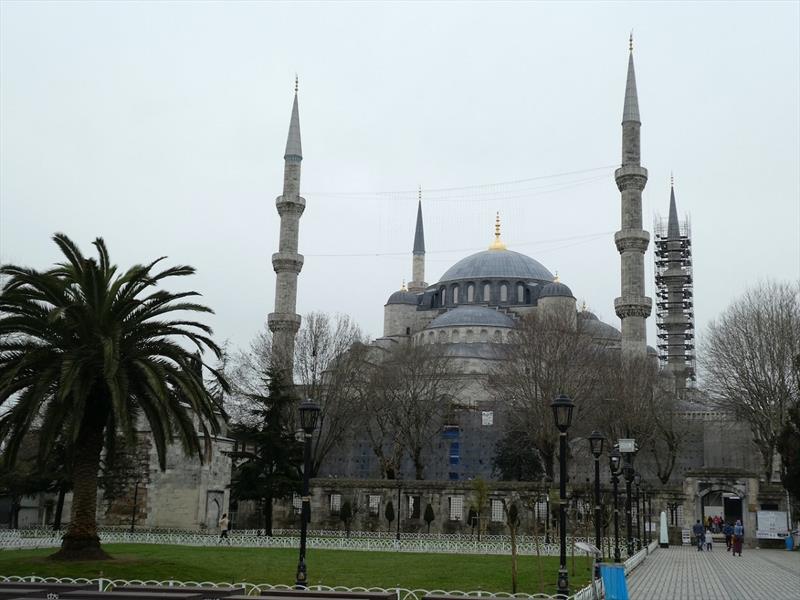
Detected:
[{"left": 1, "top": 1, "right": 798, "bottom": 354}]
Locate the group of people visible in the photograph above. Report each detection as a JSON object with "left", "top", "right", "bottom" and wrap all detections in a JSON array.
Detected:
[{"left": 692, "top": 518, "right": 744, "bottom": 556}]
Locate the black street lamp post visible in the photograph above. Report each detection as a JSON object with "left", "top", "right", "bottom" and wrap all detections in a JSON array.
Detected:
[
  {"left": 609, "top": 448, "right": 622, "bottom": 563},
  {"left": 647, "top": 488, "right": 653, "bottom": 547},
  {"left": 633, "top": 472, "right": 642, "bottom": 551},
  {"left": 588, "top": 430, "right": 605, "bottom": 566},
  {"left": 551, "top": 394, "right": 574, "bottom": 598},
  {"left": 295, "top": 399, "right": 320, "bottom": 588},
  {"left": 622, "top": 455, "right": 635, "bottom": 558},
  {"left": 129, "top": 480, "right": 140, "bottom": 534},
  {"left": 396, "top": 474, "right": 402, "bottom": 542}
]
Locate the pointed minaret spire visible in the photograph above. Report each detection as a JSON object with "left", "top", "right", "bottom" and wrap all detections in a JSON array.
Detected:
[
  {"left": 408, "top": 186, "right": 427, "bottom": 293},
  {"left": 668, "top": 176, "right": 680, "bottom": 238},
  {"left": 489, "top": 212, "right": 507, "bottom": 250},
  {"left": 284, "top": 77, "right": 302, "bottom": 159},
  {"left": 268, "top": 82, "right": 307, "bottom": 376},
  {"left": 623, "top": 33, "right": 640, "bottom": 124},
  {"left": 614, "top": 35, "right": 652, "bottom": 358}
]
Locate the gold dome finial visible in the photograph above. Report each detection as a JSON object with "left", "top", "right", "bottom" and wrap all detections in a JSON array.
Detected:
[
  {"left": 553, "top": 271, "right": 560, "bottom": 283},
  {"left": 489, "top": 211, "right": 507, "bottom": 250},
  {"left": 401, "top": 279, "right": 407, "bottom": 291},
  {"left": 580, "top": 300, "right": 587, "bottom": 312}
]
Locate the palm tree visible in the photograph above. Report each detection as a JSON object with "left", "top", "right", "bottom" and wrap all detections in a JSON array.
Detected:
[{"left": 0, "top": 234, "right": 227, "bottom": 560}]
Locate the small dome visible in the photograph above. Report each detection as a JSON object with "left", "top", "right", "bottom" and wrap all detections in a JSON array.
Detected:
[
  {"left": 647, "top": 345, "right": 658, "bottom": 357},
  {"left": 581, "top": 318, "right": 622, "bottom": 341},
  {"left": 386, "top": 290, "right": 418, "bottom": 306},
  {"left": 578, "top": 310, "right": 599, "bottom": 321},
  {"left": 539, "top": 281, "right": 574, "bottom": 299},
  {"left": 439, "top": 249, "right": 553, "bottom": 283},
  {"left": 427, "top": 306, "right": 515, "bottom": 329}
]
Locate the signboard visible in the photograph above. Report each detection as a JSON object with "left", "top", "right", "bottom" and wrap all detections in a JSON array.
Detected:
[
  {"left": 756, "top": 510, "right": 788, "bottom": 539},
  {"left": 618, "top": 438, "right": 636, "bottom": 453}
]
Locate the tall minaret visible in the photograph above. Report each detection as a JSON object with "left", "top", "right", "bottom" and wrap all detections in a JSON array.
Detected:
[
  {"left": 614, "top": 35, "right": 652, "bottom": 357},
  {"left": 654, "top": 177, "right": 695, "bottom": 390},
  {"left": 267, "top": 79, "right": 305, "bottom": 375},
  {"left": 407, "top": 188, "right": 427, "bottom": 293}
]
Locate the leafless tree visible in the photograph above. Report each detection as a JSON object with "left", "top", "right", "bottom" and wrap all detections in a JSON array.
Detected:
[
  {"left": 226, "top": 312, "right": 368, "bottom": 476},
  {"left": 490, "top": 311, "right": 605, "bottom": 479},
  {"left": 702, "top": 280, "right": 800, "bottom": 480}
]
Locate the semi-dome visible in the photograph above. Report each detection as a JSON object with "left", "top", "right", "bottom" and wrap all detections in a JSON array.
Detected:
[
  {"left": 386, "top": 290, "right": 418, "bottom": 305},
  {"left": 539, "top": 280, "right": 574, "bottom": 299},
  {"left": 439, "top": 249, "right": 554, "bottom": 283},
  {"left": 580, "top": 317, "right": 622, "bottom": 341},
  {"left": 427, "top": 306, "right": 516, "bottom": 329}
]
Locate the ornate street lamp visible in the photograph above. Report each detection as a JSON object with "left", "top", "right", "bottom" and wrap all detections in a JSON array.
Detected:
[
  {"left": 588, "top": 430, "right": 605, "bottom": 566},
  {"left": 633, "top": 471, "right": 642, "bottom": 551},
  {"left": 550, "top": 393, "right": 574, "bottom": 597},
  {"left": 622, "top": 454, "right": 635, "bottom": 558},
  {"left": 295, "top": 399, "right": 320, "bottom": 587},
  {"left": 609, "top": 447, "right": 622, "bottom": 563}
]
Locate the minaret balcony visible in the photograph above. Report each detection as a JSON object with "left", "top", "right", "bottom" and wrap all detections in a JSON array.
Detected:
[
  {"left": 614, "top": 229, "right": 650, "bottom": 253},
  {"left": 614, "top": 295, "right": 652, "bottom": 319},
  {"left": 267, "top": 312, "right": 302, "bottom": 333},
  {"left": 275, "top": 194, "right": 306, "bottom": 216},
  {"left": 271, "top": 252, "right": 305, "bottom": 274},
  {"left": 614, "top": 165, "right": 648, "bottom": 191}
]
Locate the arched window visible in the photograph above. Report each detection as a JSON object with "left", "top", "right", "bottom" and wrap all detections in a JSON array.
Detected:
[
  {"left": 428, "top": 331, "right": 435, "bottom": 344},
  {"left": 438, "top": 330, "right": 447, "bottom": 343},
  {"left": 439, "top": 287, "right": 446, "bottom": 307},
  {"left": 451, "top": 329, "right": 460, "bottom": 343},
  {"left": 524, "top": 288, "right": 531, "bottom": 304},
  {"left": 466, "top": 329, "right": 474, "bottom": 343},
  {"left": 483, "top": 283, "right": 491, "bottom": 302},
  {"left": 493, "top": 330, "right": 502, "bottom": 342},
  {"left": 517, "top": 284, "right": 524, "bottom": 303},
  {"left": 480, "top": 329, "right": 489, "bottom": 342},
  {"left": 500, "top": 284, "right": 508, "bottom": 302},
  {"left": 452, "top": 285, "right": 460, "bottom": 305},
  {"left": 467, "top": 284, "right": 475, "bottom": 303}
]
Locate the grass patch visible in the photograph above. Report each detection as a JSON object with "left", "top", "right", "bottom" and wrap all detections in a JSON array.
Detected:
[{"left": 0, "top": 544, "right": 593, "bottom": 594}]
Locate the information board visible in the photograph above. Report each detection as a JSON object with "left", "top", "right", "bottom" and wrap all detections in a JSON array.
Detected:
[{"left": 756, "top": 510, "right": 788, "bottom": 539}]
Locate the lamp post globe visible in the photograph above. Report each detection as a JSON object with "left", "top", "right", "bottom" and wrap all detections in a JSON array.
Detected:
[
  {"left": 609, "top": 447, "right": 622, "bottom": 563},
  {"left": 295, "top": 398, "right": 320, "bottom": 587},
  {"left": 550, "top": 394, "right": 574, "bottom": 597}
]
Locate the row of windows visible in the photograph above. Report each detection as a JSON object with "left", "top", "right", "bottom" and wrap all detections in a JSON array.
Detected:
[
  {"left": 433, "top": 281, "right": 533, "bottom": 308},
  {"left": 298, "top": 493, "right": 513, "bottom": 523},
  {"left": 416, "top": 328, "right": 514, "bottom": 344}
]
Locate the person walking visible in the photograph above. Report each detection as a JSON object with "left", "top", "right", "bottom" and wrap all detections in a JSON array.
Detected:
[
  {"left": 218, "top": 513, "right": 230, "bottom": 544},
  {"left": 692, "top": 519, "right": 705, "bottom": 551},
  {"left": 723, "top": 521, "right": 734, "bottom": 551},
  {"left": 705, "top": 528, "right": 713, "bottom": 551},
  {"left": 732, "top": 520, "right": 744, "bottom": 556}
]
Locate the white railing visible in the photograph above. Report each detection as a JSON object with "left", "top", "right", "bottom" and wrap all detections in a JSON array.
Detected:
[
  {"left": 0, "top": 529, "right": 639, "bottom": 558},
  {"left": 0, "top": 575, "right": 602, "bottom": 600}
]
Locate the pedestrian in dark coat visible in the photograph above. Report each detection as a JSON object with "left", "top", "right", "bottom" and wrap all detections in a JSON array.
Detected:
[
  {"left": 692, "top": 519, "right": 705, "bottom": 551},
  {"left": 723, "top": 522, "right": 734, "bottom": 551}
]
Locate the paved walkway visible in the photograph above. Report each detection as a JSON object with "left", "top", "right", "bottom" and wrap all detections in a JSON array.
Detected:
[{"left": 627, "top": 545, "right": 799, "bottom": 599}]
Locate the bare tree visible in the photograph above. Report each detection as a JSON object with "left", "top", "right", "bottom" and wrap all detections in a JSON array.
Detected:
[
  {"left": 491, "top": 311, "right": 604, "bottom": 479},
  {"left": 702, "top": 280, "right": 800, "bottom": 480}
]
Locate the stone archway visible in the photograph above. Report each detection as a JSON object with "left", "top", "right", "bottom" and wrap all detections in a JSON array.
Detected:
[{"left": 699, "top": 487, "right": 743, "bottom": 526}]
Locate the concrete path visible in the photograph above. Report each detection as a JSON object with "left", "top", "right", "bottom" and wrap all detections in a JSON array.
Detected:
[{"left": 627, "top": 545, "right": 799, "bottom": 599}]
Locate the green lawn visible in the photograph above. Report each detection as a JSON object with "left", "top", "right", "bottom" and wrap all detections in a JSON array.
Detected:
[{"left": 0, "top": 544, "right": 593, "bottom": 595}]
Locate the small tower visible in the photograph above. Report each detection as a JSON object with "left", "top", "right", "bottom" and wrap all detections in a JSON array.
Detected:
[
  {"left": 267, "top": 80, "right": 305, "bottom": 375},
  {"left": 614, "top": 35, "right": 652, "bottom": 358},
  {"left": 654, "top": 178, "right": 696, "bottom": 389},
  {"left": 407, "top": 188, "right": 427, "bottom": 293}
]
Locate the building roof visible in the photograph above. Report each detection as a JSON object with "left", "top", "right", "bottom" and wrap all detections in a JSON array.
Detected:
[
  {"left": 413, "top": 199, "right": 425, "bottom": 254},
  {"left": 579, "top": 311, "right": 622, "bottom": 341},
  {"left": 668, "top": 183, "right": 680, "bottom": 238},
  {"left": 539, "top": 281, "right": 574, "bottom": 299},
  {"left": 622, "top": 48, "right": 640, "bottom": 123},
  {"left": 385, "top": 290, "right": 419, "bottom": 306},
  {"left": 427, "top": 306, "right": 516, "bottom": 329},
  {"left": 438, "top": 249, "right": 553, "bottom": 283}
]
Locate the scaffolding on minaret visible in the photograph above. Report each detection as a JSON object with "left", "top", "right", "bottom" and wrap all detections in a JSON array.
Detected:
[{"left": 653, "top": 209, "right": 696, "bottom": 386}]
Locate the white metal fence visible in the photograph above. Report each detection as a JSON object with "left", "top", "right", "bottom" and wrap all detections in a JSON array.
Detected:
[{"left": 0, "top": 529, "right": 644, "bottom": 558}]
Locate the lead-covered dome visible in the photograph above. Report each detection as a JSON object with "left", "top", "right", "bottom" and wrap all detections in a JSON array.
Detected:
[
  {"left": 427, "top": 306, "right": 516, "bottom": 329},
  {"left": 439, "top": 249, "right": 554, "bottom": 283},
  {"left": 386, "top": 290, "right": 418, "bottom": 305},
  {"left": 539, "top": 281, "right": 574, "bottom": 299}
]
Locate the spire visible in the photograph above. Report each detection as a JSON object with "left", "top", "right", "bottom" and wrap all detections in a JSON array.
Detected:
[
  {"left": 284, "top": 78, "right": 302, "bottom": 159},
  {"left": 413, "top": 187, "right": 425, "bottom": 254},
  {"left": 667, "top": 177, "right": 680, "bottom": 238},
  {"left": 489, "top": 212, "right": 507, "bottom": 251},
  {"left": 622, "top": 34, "right": 640, "bottom": 123}
]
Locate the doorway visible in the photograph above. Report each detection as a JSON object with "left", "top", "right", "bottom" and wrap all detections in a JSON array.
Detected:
[{"left": 723, "top": 495, "right": 742, "bottom": 525}]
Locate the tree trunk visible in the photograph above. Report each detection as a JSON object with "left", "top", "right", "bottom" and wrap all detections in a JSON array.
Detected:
[
  {"left": 50, "top": 405, "right": 110, "bottom": 561},
  {"left": 263, "top": 496, "right": 273, "bottom": 536},
  {"left": 52, "top": 486, "right": 67, "bottom": 531},
  {"left": 510, "top": 525, "right": 518, "bottom": 594}
]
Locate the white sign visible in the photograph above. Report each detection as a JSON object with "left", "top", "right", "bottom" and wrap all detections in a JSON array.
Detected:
[
  {"left": 618, "top": 438, "right": 636, "bottom": 453},
  {"left": 756, "top": 510, "right": 788, "bottom": 539}
]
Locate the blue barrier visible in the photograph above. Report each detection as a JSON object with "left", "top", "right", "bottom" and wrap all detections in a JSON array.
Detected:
[{"left": 600, "top": 564, "right": 629, "bottom": 600}]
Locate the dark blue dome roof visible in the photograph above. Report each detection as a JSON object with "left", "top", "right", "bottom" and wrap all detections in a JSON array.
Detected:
[
  {"left": 439, "top": 249, "right": 553, "bottom": 283},
  {"left": 427, "top": 306, "right": 516, "bottom": 329},
  {"left": 386, "top": 290, "right": 418, "bottom": 305},
  {"left": 539, "top": 281, "right": 574, "bottom": 299}
]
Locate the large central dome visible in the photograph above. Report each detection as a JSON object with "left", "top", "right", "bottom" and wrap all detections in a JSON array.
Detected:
[{"left": 439, "top": 248, "right": 554, "bottom": 283}]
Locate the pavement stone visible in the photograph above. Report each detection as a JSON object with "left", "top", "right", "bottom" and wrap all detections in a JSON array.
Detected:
[{"left": 627, "top": 545, "right": 799, "bottom": 599}]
